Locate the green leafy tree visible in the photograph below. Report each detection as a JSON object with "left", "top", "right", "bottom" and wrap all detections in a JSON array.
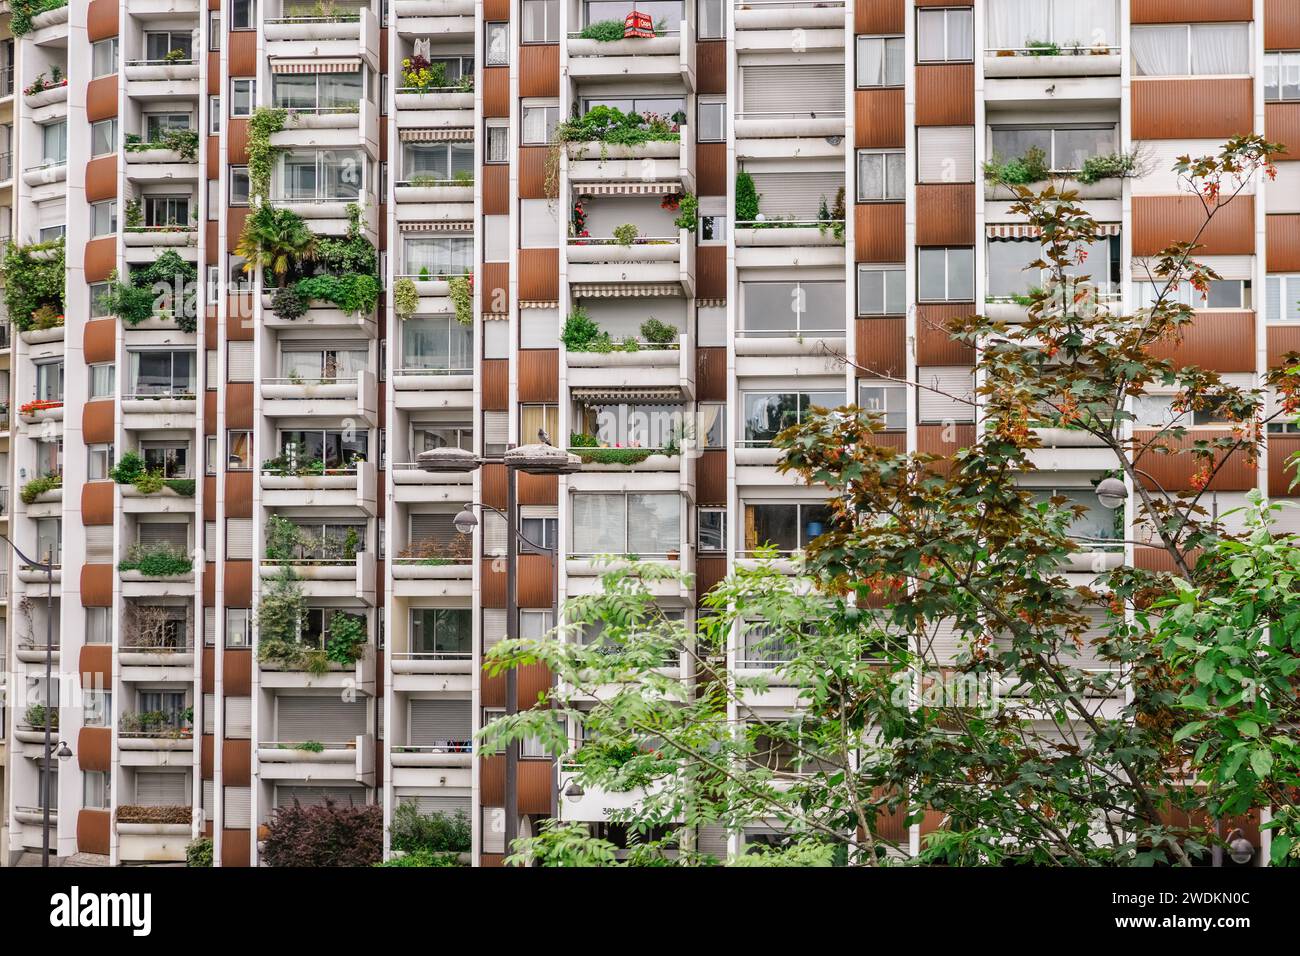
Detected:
[{"left": 236, "top": 204, "right": 318, "bottom": 288}]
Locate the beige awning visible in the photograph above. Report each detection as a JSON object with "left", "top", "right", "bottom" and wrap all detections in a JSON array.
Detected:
[
  {"left": 398, "top": 221, "right": 473, "bottom": 232},
  {"left": 571, "top": 283, "right": 683, "bottom": 298},
  {"left": 987, "top": 222, "right": 1122, "bottom": 239},
  {"left": 398, "top": 128, "right": 474, "bottom": 142},
  {"left": 571, "top": 386, "right": 684, "bottom": 403},
  {"left": 571, "top": 182, "right": 681, "bottom": 197},
  {"left": 270, "top": 60, "right": 361, "bottom": 74}
]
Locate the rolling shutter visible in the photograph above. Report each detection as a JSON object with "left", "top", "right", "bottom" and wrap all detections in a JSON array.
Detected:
[
  {"left": 204, "top": 606, "right": 216, "bottom": 646},
  {"left": 206, "top": 349, "right": 218, "bottom": 386},
  {"left": 138, "top": 522, "right": 190, "bottom": 548},
  {"left": 697, "top": 825, "right": 730, "bottom": 860},
  {"left": 741, "top": 64, "right": 845, "bottom": 115},
  {"left": 85, "top": 525, "right": 114, "bottom": 563},
  {"left": 408, "top": 699, "right": 473, "bottom": 745},
  {"left": 224, "top": 786, "right": 251, "bottom": 827},
  {"left": 225, "top": 696, "right": 252, "bottom": 738},
  {"left": 748, "top": 172, "right": 845, "bottom": 221},
  {"left": 226, "top": 518, "right": 253, "bottom": 559},
  {"left": 409, "top": 512, "right": 457, "bottom": 546},
  {"left": 203, "top": 693, "right": 216, "bottom": 735},
  {"left": 483, "top": 410, "right": 508, "bottom": 449},
  {"left": 136, "top": 771, "right": 189, "bottom": 806},
  {"left": 202, "top": 779, "right": 214, "bottom": 818},
  {"left": 916, "top": 367, "right": 975, "bottom": 423},
  {"left": 482, "top": 609, "right": 507, "bottom": 649},
  {"left": 919, "top": 618, "right": 965, "bottom": 666},
  {"left": 400, "top": 793, "right": 471, "bottom": 817},
  {"left": 275, "top": 696, "right": 366, "bottom": 742},
  {"left": 481, "top": 510, "right": 507, "bottom": 557},
  {"left": 482, "top": 807, "right": 505, "bottom": 853},
  {"left": 275, "top": 785, "right": 366, "bottom": 808},
  {"left": 227, "top": 341, "right": 254, "bottom": 382},
  {"left": 917, "top": 127, "right": 975, "bottom": 184}
]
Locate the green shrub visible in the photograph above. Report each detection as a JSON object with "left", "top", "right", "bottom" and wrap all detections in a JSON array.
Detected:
[
  {"left": 448, "top": 272, "right": 473, "bottom": 326},
  {"left": 562, "top": 308, "right": 602, "bottom": 350},
  {"left": 639, "top": 317, "right": 678, "bottom": 346},
  {"left": 2, "top": 238, "right": 65, "bottom": 332},
  {"left": 118, "top": 542, "right": 192, "bottom": 577},
  {"left": 1076, "top": 152, "right": 1139, "bottom": 184},
  {"left": 673, "top": 192, "right": 698, "bottom": 232},
  {"left": 294, "top": 273, "right": 380, "bottom": 316},
  {"left": 24, "top": 704, "right": 57, "bottom": 729},
  {"left": 735, "top": 171, "right": 760, "bottom": 222},
  {"left": 1024, "top": 39, "right": 1061, "bottom": 57},
  {"left": 110, "top": 451, "right": 147, "bottom": 484},
  {"left": 374, "top": 849, "right": 465, "bottom": 867},
  {"left": 390, "top": 802, "right": 472, "bottom": 854},
  {"left": 612, "top": 223, "right": 639, "bottom": 247},
  {"left": 186, "top": 837, "right": 213, "bottom": 867},
  {"left": 393, "top": 277, "right": 419, "bottom": 320},
  {"left": 271, "top": 285, "right": 308, "bottom": 321},
  {"left": 984, "top": 146, "right": 1050, "bottom": 185},
  {"left": 20, "top": 473, "right": 61, "bottom": 504},
  {"left": 578, "top": 19, "right": 626, "bottom": 41},
  {"left": 326, "top": 611, "right": 367, "bottom": 665},
  {"left": 164, "top": 479, "right": 196, "bottom": 497}
]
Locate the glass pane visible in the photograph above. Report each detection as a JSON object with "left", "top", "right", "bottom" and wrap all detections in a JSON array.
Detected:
[
  {"left": 572, "top": 494, "right": 627, "bottom": 554},
  {"left": 1053, "top": 127, "right": 1114, "bottom": 170},
  {"left": 857, "top": 37, "right": 883, "bottom": 86},
  {"left": 743, "top": 282, "right": 797, "bottom": 335},
  {"left": 627, "top": 494, "right": 679, "bottom": 555},
  {"left": 798, "top": 282, "right": 845, "bottom": 332},
  {"left": 743, "top": 393, "right": 798, "bottom": 443},
  {"left": 946, "top": 248, "right": 974, "bottom": 301},
  {"left": 857, "top": 153, "right": 883, "bottom": 201},
  {"left": 989, "top": 128, "right": 1052, "bottom": 165},
  {"left": 745, "top": 504, "right": 798, "bottom": 552},
  {"left": 918, "top": 248, "right": 947, "bottom": 301}
]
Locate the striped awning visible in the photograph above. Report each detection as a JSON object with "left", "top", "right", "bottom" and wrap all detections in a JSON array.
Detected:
[
  {"left": 572, "top": 386, "right": 684, "bottom": 403},
  {"left": 571, "top": 182, "right": 681, "bottom": 197},
  {"left": 571, "top": 283, "right": 683, "bottom": 298},
  {"left": 520, "top": 300, "right": 560, "bottom": 310},
  {"left": 398, "top": 220, "right": 473, "bottom": 232},
  {"left": 399, "top": 128, "right": 474, "bottom": 142},
  {"left": 987, "top": 222, "right": 1122, "bottom": 239},
  {"left": 270, "top": 60, "right": 361, "bottom": 74},
  {"left": 696, "top": 297, "right": 725, "bottom": 308}
]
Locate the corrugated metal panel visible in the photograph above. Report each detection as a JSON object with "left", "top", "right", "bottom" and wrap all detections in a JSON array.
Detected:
[
  {"left": 1132, "top": 79, "right": 1253, "bottom": 141},
  {"left": 136, "top": 771, "right": 189, "bottom": 806},
  {"left": 741, "top": 64, "right": 845, "bottom": 114},
  {"left": 749, "top": 172, "right": 845, "bottom": 221},
  {"left": 226, "top": 697, "right": 252, "bottom": 739},
  {"left": 916, "top": 367, "right": 975, "bottom": 423},
  {"left": 1133, "top": 195, "right": 1255, "bottom": 257},
  {"left": 916, "top": 64, "right": 974, "bottom": 126},
  {"left": 224, "top": 786, "right": 250, "bottom": 827},
  {"left": 409, "top": 699, "right": 472, "bottom": 745},
  {"left": 275, "top": 696, "right": 366, "bottom": 742}
]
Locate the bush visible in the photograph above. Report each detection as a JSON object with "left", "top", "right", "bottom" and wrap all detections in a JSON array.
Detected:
[
  {"left": 110, "top": 451, "right": 147, "bottom": 484},
  {"left": 374, "top": 849, "right": 465, "bottom": 867},
  {"left": 20, "top": 473, "right": 61, "bottom": 504},
  {"left": 271, "top": 285, "right": 308, "bottom": 321},
  {"left": 735, "top": 171, "right": 760, "bottom": 222},
  {"left": 984, "top": 146, "right": 1050, "bottom": 185},
  {"left": 393, "top": 277, "right": 419, "bottom": 319},
  {"left": 295, "top": 273, "right": 380, "bottom": 316},
  {"left": 186, "top": 837, "right": 213, "bottom": 867},
  {"left": 1076, "top": 152, "right": 1139, "bottom": 184},
  {"left": 262, "top": 800, "right": 383, "bottom": 867},
  {"left": 562, "top": 308, "right": 602, "bottom": 350},
  {"left": 118, "top": 542, "right": 193, "bottom": 577},
  {"left": 578, "top": 19, "right": 626, "bottom": 41},
  {"left": 612, "top": 223, "right": 639, "bottom": 247},
  {"left": 639, "top": 317, "right": 678, "bottom": 346},
  {"left": 25, "top": 704, "right": 57, "bottom": 729},
  {"left": 390, "top": 802, "right": 472, "bottom": 854},
  {"left": 116, "top": 805, "right": 192, "bottom": 825}
]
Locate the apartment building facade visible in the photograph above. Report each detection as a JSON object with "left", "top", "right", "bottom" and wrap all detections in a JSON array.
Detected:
[{"left": 1, "top": 0, "right": 1296, "bottom": 865}]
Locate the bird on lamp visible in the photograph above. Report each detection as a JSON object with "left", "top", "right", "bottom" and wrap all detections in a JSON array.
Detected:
[{"left": 538, "top": 428, "right": 552, "bottom": 445}]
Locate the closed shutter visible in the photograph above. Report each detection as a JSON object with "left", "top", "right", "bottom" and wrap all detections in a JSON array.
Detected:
[
  {"left": 1076, "top": 608, "right": 1115, "bottom": 671},
  {"left": 205, "top": 521, "right": 217, "bottom": 551},
  {"left": 916, "top": 367, "right": 975, "bottom": 423},
  {"left": 206, "top": 349, "right": 218, "bottom": 387},
  {"left": 400, "top": 794, "right": 471, "bottom": 817},
  {"left": 917, "top": 127, "right": 975, "bottom": 184},
  {"left": 920, "top": 619, "right": 965, "bottom": 666},
  {"left": 520, "top": 505, "right": 557, "bottom": 520},
  {"left": 136, "top": 771, "right": 189, "bottom": 806},
  {"left": 204, "top": 606, "right": 216, "bottom": 646},
  {"left": 410, "top": 512, "right": 457, "bottom": 545},
  {"left": 483, "top": 410, "right": 508, "bottom": 448},
  {"left": 274, "top": 785, "right": 366, "bottom": 808},
  {"left": 224, "top": 786, "right": 251, "bottom": 827},
  {"left": 226, "top": 518, "right": 253, "bottom": 559},
  {"left": 482, "top": 609, "right": 507, "bottom": 649},
  {"left": 748, "top": 172, "right": 845, "bottom": 221},
  {"left": 203, "top": 693, "right": 216, "bottom": 734},
  {"left": 227, "top": 341, "right": 253, "bottom": 382},
  {"left": 741, "top": 64, "right": 845, "bottom": 114},
  {"left": 409, "top": 699, "right": 472, "bottom": 745},
  {"left": 202, "top": 779, "right": 214, "bottom": 818},
  {"left": 275, "top": 696, "right": 366, "bottom": 742},
  {"left": 139, "top": 522, "right": 189, "bottom": 548},
  {"left": 225, "top": 696, "right": 252, "bottom": 738},
  {"left": 482, "top": 806, "right": 505, "bottom": 853},
  {"left": 697, "top": 824, "right": 730, "bottom": 861},
  {"left": 482, "top": 510, "right": 507, "bottom": 557},
  {"left": 85, "top": 525, "right": 114, "bottom": 563}
]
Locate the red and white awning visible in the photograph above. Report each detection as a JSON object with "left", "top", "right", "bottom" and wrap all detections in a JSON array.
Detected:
[
  {"left": 398, "top": 220, "right": 473, "bottom": 232},
  {"left": 571, "top": 182, "right": 681, "bottom": 197},
  {"left": 398, "top": 128, "right": 473, "bottom": 142},
  {"left": 270, "top": 60, "right": 361, "bottom": 74},
  {"left": 571, "top": 283, "right": 683, "bottom": 298}
]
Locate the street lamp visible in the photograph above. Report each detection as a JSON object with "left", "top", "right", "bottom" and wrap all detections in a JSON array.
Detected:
[
  {"left": 417, "top": 441, "right": 579, "bottom": 856},
  {"left": 0, "top": 533, "right": 58, "bottom": 865}
]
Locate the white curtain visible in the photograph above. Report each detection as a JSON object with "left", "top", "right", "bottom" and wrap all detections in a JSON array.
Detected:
[
  {"left": 1053, "top": 0, "right": 1118, "bottom": 49},
  {"left": 1190, "top": 23, "right": 1250, "bottom": 76},
  {"left": 1131, "top": 25, "right": 1187, "bottom": 76},
  {"left": 987, "top": 0, "right": 1049, "bottom": 50}
]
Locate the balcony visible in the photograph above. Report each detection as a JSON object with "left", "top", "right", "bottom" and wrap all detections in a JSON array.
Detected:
[
  {"left": 734, "top": 222, "right": 845, "bottom": 270},
  {"left": 18, "top": 400, "right": 64, "bottom": 426},
  {"left": 122, "top": 391, "right": 197, "bottom": 429},
  {"left": 733, "top": 0, "right": 845, "bottom": 52},
  {"left": 116, "top": 806, "right": 192, "bottom": 863},
  {"left": 257, "top": 554, "right": 377, "bottom": 605},
  {"left": 390, "top": 649, "right": 472, "bottom": 682},
  {"left": 259, "top": 641, "right": 378, "bottom": 692},
  {"left": 14, "top": 641, "right": 59, "bottom": 665},
  {"left": 566, "top": 26, "right": 696, "bottom": 89},
  {"left": 21, "top": 160, "right": 67, "bottom": 191},
  {"left": 23, "top": 78, "right": 67, "bottom": 124},
  {"left": 270, "top": 103, "right": 381, "bottom": 156},
  {"left": 28, "top": 4, "right": 69, "bottom": 44},
  {"left": 733, "top": 330, "right": 849, "bottom": 379},
  {"left": 557, "top": 767, "right": 673, "bottom": 823},
  {"left": 391, "top": 556, "right": 472, "bottom": 597},
  {"left": 119, "top": 642, "right": 196, "bottom": 681},
  {"left": 264, "top": 4, "right": 380, "bottom": 63},
  {"left": 393, "top": 179, "right": 474, "bottom": 226},
  {"left": 392, "top": 0, "right": 474, "bottom": 36},
  {"left": 123, "top": 57, "right": 201, "bottom": 99},
  {"left": 123, "top": 225, "right": 200, "bottom": 250},
  {"left": 260, "top": 369, "right": 378, "bottom": 422},
  {"left": 257, "top": 733, "right": 376, "bottom": 784},
  {"left": 566, "top": 232, "right": 695, "bottom": 297},
  {"left": 393, "top": 87, "right": 475, "bottom": 129},
  {"left": 261, "top": 459, "right": 378, "bottom": 511},
  {"left": 118, "top": 718, "right": 195, "bottom": 768},
  {"left": 391, "top": 464, "right": 473, "bottom": 504},
  {"left": 566, "top": 333, "right": 694, "bottom": 398},
  {"left": 566, "top": 131, "right": 693, "bottom": 194},
  {"left": 983, "top": 48, "right": 1122, "bottom": 110},
  {"left": 985, "top": 176, "right": 1122, "bottom": 202}
]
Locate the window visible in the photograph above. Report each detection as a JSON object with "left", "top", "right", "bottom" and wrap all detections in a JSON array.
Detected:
[
  {"left": 206, "top": 435, "right": 217, "bottom": 473},
  {"left": 856, "top": 36, "right": 904, "bottom": 87},
  {"left": 402, "top": 235, "right": 473, "bottom": 277},
  {"left": 857, "top": 265, "right": 905, "bottom": 316},
  {"left": 207, "top": 182, "right": 220, "bottom": 223},
  {"left": 142, "top": 441, "right": 192, "bottom": 479},
  {"left": 521, "top": 404, "right": 559, "bottom": 444},
  {"left": 699, "top": 509, "right": 726, "bottom": 551},
  {"left": 277, "top": 148, "right": 364, "bottom": 200},
  {"left": 209, "top": 10, "right": 222, "bottom": 50},
  {"left": 486, "top": 119, "right": 509, "bottom": 163},
  {"left": 988, "top": 236, "right": 1120, "bottom": 299},
  {"left": 401, "top": 140, "right": 473, "bottom": 182},
  {"left": 486, "top": 22, "right": 510, "bottom": 65},
  {"left": 700, "top": 215, "right": 726, "bottom": 243},
  {"left": 698, "top": 99, "right": 725, "bottom": 143},
  {"left": 1029, "top": 488, "right": 1120, "bottom": 545},
  {"left": 226, "top": 608, "right": 251, "bottom": 648},
  {"left": 522, "top": 104, "right": 559, "bottom": 145},
  {"left": 279, "top": 344, "right": 369, "bottom": 382},
  {"left": 35, "top": 359, "right": 64, "bottom": 402},
  {"left": 742, "top": 391, "right": 843, "bottom": 444},
  {"left": 36, "top": 517, "right": 62, "bottom": 564},
  {"left": 410, "top": 608, "right": 472, "bottom": 657},
  {"left": 92, "top": 38, "right": 118, "bottom": 77},
  {"left": 277, "top": 429, "right": 368, "bottom": 471},
  {"left": 1132, "top": 394, "right": 1231, "bottom": 428},
  {"left": 699, "top": 0, "right": 723, "bottom": 38},
  {"left": 699, "top": 402, "right": 726, "bottom": 447},
  {"left": 129, "top": 350, "right": 196, "bottom": 397},
  {"left": 86, "top": 607, "right": 112, "bottom": 644},
  {"left": 39, "top": 225, "right": 66, "bottom": 243},
  {"left": 90, "top": 200, "right": 117, "bottom": 237},
  {"left": 400, "top": 316, "right": 473, "bottom": 372},
  {"left": 522, "top": 0, "right": 558, "bottom": 42},
  {"left": 209, "top": 95, "right": 221, "bottom": 135},
  {"left": 917, "top": 8, "right": 973, "bottom": 63},
  {"left": 989, "top": 125, "right": 1115, "bottom": 173},
  {"left": 577, "top": 402, "right": 682, "bottom": 449},
  {"left": 412, "top": 421, "right": 474, "bottom": 454},
  {"left": 145, "top": 112, "right": 192, "bottom": 142},
  {"left": 84, "top": 771, "right": 110, "bottom": 809},
  {"left": 520, "top": 514, "right": 558, "bottom": 554},
  {"left": 42, "top": 121, "right": 67, "bottom": 165},
  {"left": 228, "top": 430, "right": 253, "bottom": 469},
  {"left": 743, "top": 502, "right": 832, "bottom": 553},
  {"left": 89, "top": 363, "right": 115, "bottom": 398},
  {"left": 858, "top": 380, "right": 906, "bottom": 430},
  {"left": 278, "top": 522, "right": 368, "bottom": 562},
  {"left": 231, "top": 0, "right": 255, "bottom": 30},
  {"left": 144, "top": 195, "right": 190, "bottom": 228},
  {"left": 90, "top": 118, "right": 117, "bottom": 157},
  {"left": 89, "top": 284, "right": 112, "bottom": 319},
  {"left": 35, "top": 439, "right": 62, "bottom": 478},
  {"left": 1135, "top": 278, "right": 1251, "bottom": 311},
  {"left": 1131, "top": 23, "right": 1250, "bottom": 77},
  {"left": 272, "top": 71, "right": 363, "bottom": 111},
  {"left": 985, "top": 0, "right": 1119, "bottom": 51},
  {"left": 856, "top": 150, "right": 905, "bottom": 201},
  {"left": 88, "top": 443, "right": 114, "bottom": 481},
  {"left": 918, "top": 247, "right": 974, "bottom": 302},
  {"left": 229, "top": 166, "right": 251, "bottom": 205},
  {"left": 1266, "top": 275, "right": 1300, "bottom": 323},
  {"left": 230, "top": 78, "right": 254, "bottom": 117},
  {"left": 918, "top": 126, "right": 975, "bottom": 183},
  {"left": 741, "top": 281, "right": 845, "bottom": 337},
  {"left": 572, "top": 493, "right": 681, "bottom": 556},
  {"left": 145, "top": 30, "right": 194, "bottom": 62},
  {"left": 1265, "top": 52, "right": 1300, "bottom": 102}
]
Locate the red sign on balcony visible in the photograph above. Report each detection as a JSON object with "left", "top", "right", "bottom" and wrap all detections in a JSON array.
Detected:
[{"left": 624, "top": 11, "right": 654, "bottom": 38}]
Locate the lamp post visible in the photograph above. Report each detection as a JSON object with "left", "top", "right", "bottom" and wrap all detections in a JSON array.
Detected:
[
  {"left": 0, "top": 533, "right": 59, "bottom": 865},
  {"left": 416, "top": 442, "right": 579, "bottom": 856}
]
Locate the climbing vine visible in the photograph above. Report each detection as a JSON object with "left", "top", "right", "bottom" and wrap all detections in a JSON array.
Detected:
[
  {"left": 448, "top": 271, "right": 473, "bottom": 326},
  {"left": 2, "top": 238, "right": 65, "bottom": 332},
  {"left": 11, "top": 0, "right": 65, "bottom": 37},
  {"left": 246, "top": 108, "right": 287, "bottom": 202}
]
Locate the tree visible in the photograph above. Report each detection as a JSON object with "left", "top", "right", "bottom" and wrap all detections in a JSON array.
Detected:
[
  {"left": 235, "top": 203, "right": 318, "bottom": 288},
  {"left": 261, "top": 799, "right": 382, "bottom": 867},
  {"left": 481, "top": 136, "right": 1293, "bottom": 866}
]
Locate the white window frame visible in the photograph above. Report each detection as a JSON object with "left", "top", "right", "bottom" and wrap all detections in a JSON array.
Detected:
[
  {"left": 856, "top": 149, "right": 905, "bottom": 202},
  {"left": 856, "top": 35, "right": 905, "bottom": 88}
]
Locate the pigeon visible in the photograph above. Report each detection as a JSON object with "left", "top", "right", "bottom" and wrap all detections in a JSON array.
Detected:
[{"left": 537, "top": 428, "right": 552, "bottom": 446}]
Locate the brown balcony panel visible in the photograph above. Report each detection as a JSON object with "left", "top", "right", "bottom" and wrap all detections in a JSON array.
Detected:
[
  {"left": 856, "top": 0, "right": 904, "bottom": 34},
  {"left": 697, "top": 142, "right": 725, "bottom": 196},
  {"left": 78, "top": 810, "right": 111, "bottom": 856},
  {"left": 229, "top": 30, "right": 257, "bottom": 77},
  {"left": 84, "top": 237, "right": 116, "bottom": 283},
  {"left": 222, "top": 831, "right": 251, "bottom": 868},
  {"left": 916, "top": 184, "right": 975, "bottom": 247},
  {"left": 79, "top": 645, "right": 112, "bottom": 688},
  {"left": 482, "top": 358, "right": 508, "bottom": 410},
  {"left": 855, "top": 203, "right": 905, "bottom": 262},
  {"left": 223, "top": 739, "right": 251, "bottom": 788},
  {"left": 1267, "top": 214, "right": 1300, "bottom": 273},
  {"left": 695, "top": 554, "right": 727, "bottom": 599},
  {"left": 1269, "top": 436, "right": 1300, "bottom": 497},
  {"left": 1266, "top": 104, "right": 1300, "bottom": 161},
  {"left": 697, "top": 448, "right": 727, "bottom": 505},
  {"left": 87, "top": 76, "right": 116, "bottom": 122},
  {"left": 83, "top": 398, "right": 114, "bottom": 444},
  {"left": 517, "top": 471, "right": 557, "bottom": 506},
  {"left": 518, "top": 146, "right": 549, "bottom": 199},
  {"left": 484, "top": 67, "right": 509, "bottom": 116},
  {"left": 696, "top": 346, "right": 727, "bottom": 401},
  {"left": 86, "top": 156, "right": 117, "bottom": 203},
  {"left": 483, "top": 163, "right": 509, "bottom": 214},
  {"left": 1133, "top": 429, "right": 1257, "bottom": 492},
  {"left": 916, "top": 65, "right": 974, "bottom": 126},
  {"left": 88, "top": 0, "right": 118, "bottom": 39},
  {"left": 855, "top": 89, "right": 904, "bottom": 148},
  {"left": 1132, "top": 195, "right": 1255, "bottom": 257},
  {"left": 82, "top": 476, "right": 114, "bottom": 525},
  {"left": 697, "top": 40, "right": 725, "bottom": 94},
  {"left": 696, "top": 244, "right": 727, "bottom": 299},
  {"left": 1148, "top": 311, "right": 1256, "bottom": 373},
  {"left": 519, "top": 249, "right": 557, "bottom": 302},
  {"left": 225, "top": 471, "right": 254, "bottom": 519},
  {"left": 520, "top": 45, "right": 559, "bottom": 97},
  {"left": 916, "top": 304, "right": 975, "bottom": 365},
  {"left": 1133, "top": 0, "right": 1253, "bottom": 22},
  {"left": 81, "top": 565, "right": 113, "bottom": 607},
  {"left": 517, "top": 554, "right": 554, "bottom": 608},
  {"left": 78, "top": 728, "right": 112, "bottom": 773},
  {"left": 224, "top": 649, "right": 252, "bottom": 697},
  {"left": 856, "top": 317, "right": 907, "bottom": 378},
  {"left": 518, "top": 348, "right": 558, "bottom": 402},
  {"left": 1132, "top": 79, "right": 1253, "bottom": 140},
  {"left": 917, "top": 423, "right": 975, "bottom": 473},
  {"left": 228, "top": 119, "right": 249, "bottom": 164},
  {"left": 1267, "top": 0, "right": 1300, "bottom": 49},
  {"left": 226, "top": 383, "right": 254, "bottom": 429},
  {"left": 1267, "top": 325, "right": 1300, "bottom": 368}
]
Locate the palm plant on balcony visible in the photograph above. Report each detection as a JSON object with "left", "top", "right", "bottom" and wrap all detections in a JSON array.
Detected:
[{"left": 237, "top": 204, "right": 318, "bottom": 289}]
